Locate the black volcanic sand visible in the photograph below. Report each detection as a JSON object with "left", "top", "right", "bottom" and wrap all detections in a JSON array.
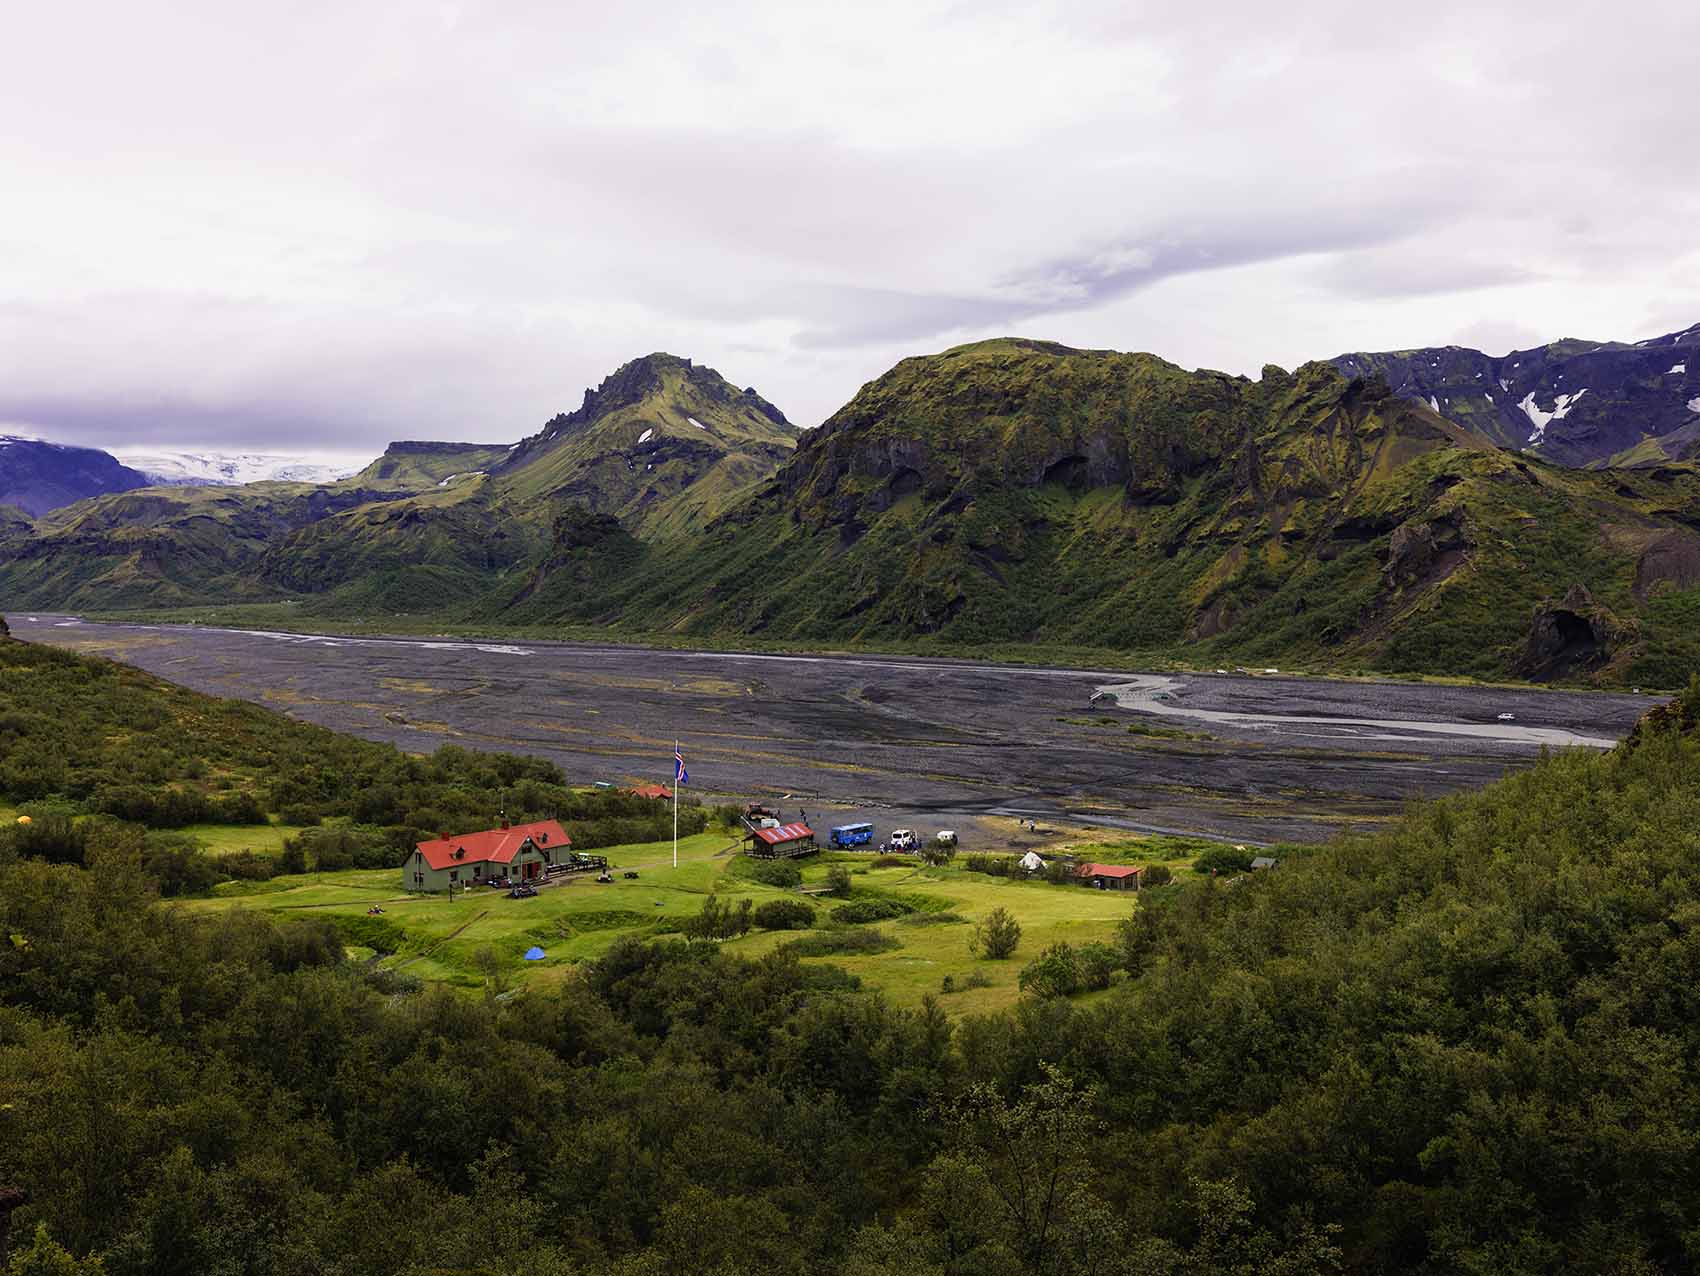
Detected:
[{"left": 9, "top": 614, "right": 1660, "bottom": 847}]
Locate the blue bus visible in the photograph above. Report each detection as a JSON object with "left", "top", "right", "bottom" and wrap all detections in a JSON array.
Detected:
[{"left": 829, "top": 822, "right": 875, "bottom": 848}]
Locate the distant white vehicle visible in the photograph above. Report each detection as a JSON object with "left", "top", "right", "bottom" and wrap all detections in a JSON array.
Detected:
[
  {"left": 935, "top": 830, "right": 958, "bottom": 847},
  {"left": 1497, "top": 712, "right": 1516, "bottom": 721},
  {"left": 889, "top": 829, "right": 918, "bottom": 851}
]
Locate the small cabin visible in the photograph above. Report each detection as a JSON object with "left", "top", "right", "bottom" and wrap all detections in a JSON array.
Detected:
[
  {"left": 1076, "top": 862, "right": 1143, "bottom": 891},
  {"left": 403, "top": 819, "right": 572, "bottom": 893},
  {"left": 746, "top": 822, "right": 818, "bottom": 859}
]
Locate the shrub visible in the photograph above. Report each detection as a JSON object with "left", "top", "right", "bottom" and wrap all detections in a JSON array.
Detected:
[
  {"left": 825, "top": 865, "right": 853, "bottom": 898},
  {"left": 1019, "top": 942, "right": 1081, "bottom": 997},
  {"left": 752, "top": 899, "right": 816, "bottom": 931},
  {"left": 830, "top": 898, "right": 914, "bottom": 924},
  {"left": 971, "top": 906, "right": 1022, "bottom": 959},
  {"left": 683, "top": 895, "right": 754, "bottom": 941},
  {"left": 1076, "top": 941, "right": 1119, "bottom": 990},
  {"left": 784, "top": 927, "right": 900, "bottom": 957},
  {"left": 1193, "top": 845, "right": 1256, "bottom": 876},
  {"left": 1143, "top": 863, "right": 1173, "bottom": 887},
  {"left": 745, "top": 858, "right": 802, "bottom": 888},
  {"left": 898, "top": 911, "right": 966, "bottom": 927},
  {"left": 964, "top": 853, "right": 1016, "bottom": 877}
]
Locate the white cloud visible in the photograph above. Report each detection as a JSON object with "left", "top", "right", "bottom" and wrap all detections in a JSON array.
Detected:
[{"left": 1, "top": 0, "right": 1698, "bottom": 450}]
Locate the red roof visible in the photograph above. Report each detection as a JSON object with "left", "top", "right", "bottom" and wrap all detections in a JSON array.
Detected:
[
  {"left": 626, "top": 784, "right": 673, "bottom": 800},
  {"left": 1077, "top": 862, "right": 1142, "bottom": 879},
  {"left": 752, "top": 822, "right": 814, "bottom": 845},
  {"left": 414, "top": 820, "right": 571, "bottom": 872}
]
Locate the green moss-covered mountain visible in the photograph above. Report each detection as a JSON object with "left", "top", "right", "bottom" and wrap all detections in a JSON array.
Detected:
[
  {"left": 504, "top": 339, "right": 1700, "bottom": 684},
  {"left": 1332, "top": 321, "right": 1700, "bottom": 467},
  {"left": 7, "top": 337, "right": 1700, "bottom": 683},
  {"left": 0, "top": 353, "right": 796, "bottom": 614}
]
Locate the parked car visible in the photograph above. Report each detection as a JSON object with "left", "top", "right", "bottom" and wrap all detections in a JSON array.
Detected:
[
  {"left": 935, "top": 830, "right": 958, "bottom": 848},
  {"left": 508, "top": 884, "right": 537, "bottom": 899},
  {"left": 1497, "top": 712, "right": 1516, "bottom": 721},
  {"left": 889, "top": 828, "right": 919, "bottom": 852}
]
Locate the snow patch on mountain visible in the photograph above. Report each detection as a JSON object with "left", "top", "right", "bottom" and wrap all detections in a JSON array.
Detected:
[
  {"left": 1689, "top": 397, "right": 1700, "bottom": 415},
  {"left": 112, "top": 449, "right": 367, "bottom": 486},
  {"left": 1520, "top": 389, "right": 1588, "bottom": 446},
  {"left": 1670, "top": 364, "right": 1687, "bottom": 375}
]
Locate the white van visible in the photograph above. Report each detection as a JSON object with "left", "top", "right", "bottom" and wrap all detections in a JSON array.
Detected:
[{"left": 889, "top": 828, "right": 918, "bottom": 851}]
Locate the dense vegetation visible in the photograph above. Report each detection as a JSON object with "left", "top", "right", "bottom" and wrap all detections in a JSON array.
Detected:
[
  {"left": 10, "top": 638, "right": 1700, "bottom": 1271},
  {"left": 0, "top": 637, "right": 702, "bottom": 881}
]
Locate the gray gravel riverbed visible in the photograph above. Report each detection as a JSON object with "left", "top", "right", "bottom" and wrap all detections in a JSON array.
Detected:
[{"left": 9, "top": 614, "right": 1659, "bottom": 846}]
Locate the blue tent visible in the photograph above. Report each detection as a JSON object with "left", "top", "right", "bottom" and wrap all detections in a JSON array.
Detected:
[{"left": 523, "top": 946, "right": 546, "bottom": 961}]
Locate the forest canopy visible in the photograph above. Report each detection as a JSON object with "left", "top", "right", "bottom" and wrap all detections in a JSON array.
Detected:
[{"left": 6, "top": 637, "right": 1700, "bottom": 1274}]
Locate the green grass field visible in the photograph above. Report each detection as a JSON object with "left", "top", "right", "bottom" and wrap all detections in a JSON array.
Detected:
[
  {"left": 186, "top": 833, "right": 1145, "bottom": 1012},
  {"left": 179, "top": 821, "right": 292, "bottom": 856}
]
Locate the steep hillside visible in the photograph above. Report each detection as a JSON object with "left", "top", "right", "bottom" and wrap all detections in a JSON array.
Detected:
[
  {"left": 0, "top": 436, "right": 151, "bottom": 516},
  {"left": 0, "top": 483, "right": 413, "bottom": 610},
  {"left": 256, "top": 477, "right": 543, "bottom": 614},
  {"left": 505, "top": 340, "right": 1700, "bottom": 684},
  {"left": 341, "top": 440, "right": 514, "bottom": 491},
  {"left": 491, "top": 352, "right": 797, "bottom": 536},
  {"left": 1332, "top": 321, "right": 1700, "bottom": 466}
]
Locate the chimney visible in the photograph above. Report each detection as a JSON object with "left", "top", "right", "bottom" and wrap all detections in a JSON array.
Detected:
[
  {"left": 439, "top": 831, "right": 450, "bottom": 842},
  {"left": 501, "top": 818, "right": 510, "bottom": 829}
]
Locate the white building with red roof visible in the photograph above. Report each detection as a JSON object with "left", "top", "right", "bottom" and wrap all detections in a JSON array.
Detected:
[{"left": 402, "top": 819, "right": 571, "bottom": 893}]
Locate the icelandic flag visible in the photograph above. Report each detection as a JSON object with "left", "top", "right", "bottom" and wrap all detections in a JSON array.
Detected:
[{"left": 674, "top": 747, "right": 688, "bottom": 786}]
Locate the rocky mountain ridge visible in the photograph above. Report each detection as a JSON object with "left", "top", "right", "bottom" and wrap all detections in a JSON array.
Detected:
[
  {"left": 0, "top": 436, "right": 151, "bottom": 516},
  {"left": 1331, "top": 321, "right": 1700, "bottom": 466}
]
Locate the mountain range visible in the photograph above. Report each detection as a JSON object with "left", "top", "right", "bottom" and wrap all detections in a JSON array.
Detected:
[
  {"left": 4, "top": 324, "right": 1700, "bottom": 685},
  {"left": 1331, "top": 321, "right": 1700, "bottom": 467},
  {"left": 0, "top": 436, "right": 150, "bottom": 517}
]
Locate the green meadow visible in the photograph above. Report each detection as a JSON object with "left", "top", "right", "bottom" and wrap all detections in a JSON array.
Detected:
[{"left": 187, "top": 831, "right": 1149, "bottom": 1012}]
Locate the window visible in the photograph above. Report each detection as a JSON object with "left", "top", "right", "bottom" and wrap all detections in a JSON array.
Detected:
[{"left": 450, "top": 869, "right": 459, "bottom": 882}]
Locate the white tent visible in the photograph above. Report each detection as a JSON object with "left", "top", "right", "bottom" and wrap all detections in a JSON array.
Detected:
[{"left": 1019, "top": 851, "right": 1046, "bottom": 873}]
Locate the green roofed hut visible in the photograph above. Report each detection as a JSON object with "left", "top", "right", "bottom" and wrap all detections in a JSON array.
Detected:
[{"left": 403, "top": 819, "right": 571, "bottom": 893}]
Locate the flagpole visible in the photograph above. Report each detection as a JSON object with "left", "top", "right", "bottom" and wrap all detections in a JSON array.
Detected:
[{"left": 673, "top": 739, "right": 679, "bottom": 869}]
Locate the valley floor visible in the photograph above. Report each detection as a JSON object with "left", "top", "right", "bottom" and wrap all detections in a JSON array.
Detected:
[{"left": 8, "top": 613, "right": 1658, "bottom": 845}]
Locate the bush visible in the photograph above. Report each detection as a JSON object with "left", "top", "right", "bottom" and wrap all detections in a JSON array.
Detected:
[
  {"left": 1143, "top": 863, "right": 1173, "bottom": 887},
  {"left": 971, "top": 906, "right": 1022, "bottom": 959},
  {"left": 1019, "top": 942, "right": 1081, "bottom": 997},
  {"left": 683, "top": 895, "right": 753, "bottom": 941},
  {"left": 830, "top": 897, "right": 914, "bottom": 924},
  {"left": 1076, "top": 941, "right": 1119, "bottom": 990},
  {"left": 752, "top": 899, "right": 816, "bottom": 930},
  {"left": 964, "top": 853, "right": 1016, "bottom": 877},
  {"left": 1043, "top": 858, "right": 1075, "bottom": 885},
  {"left": 825, "top": 865, "right": 853, "bottom": 897},
  {"left": 1193, "top": 845, "right": 1255, "bottom": 876},
  {"left": 745, "top": 858, "right": 802, "bottom": 888},
  {"left": 898, "top": 911, "right": 966, "bottom": 927},
  {"left": 784, "top": 927, "right": 900, "bottom": 957}
]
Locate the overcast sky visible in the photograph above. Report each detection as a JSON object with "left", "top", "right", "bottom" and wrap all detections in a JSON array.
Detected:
[{"left": 3, "top": 0, "right": 1698, "bottom": 461}]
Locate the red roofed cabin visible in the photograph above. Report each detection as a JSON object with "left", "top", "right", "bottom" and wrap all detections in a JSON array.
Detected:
[
  {"left": 745, "top": 822, "right": 818, "bottom": 859},
  {"left": 404, "top": 819, "right": 571, "bottom": 893},
  {"left": 1077, "top": 862, "right": 1144, "bottom": 891}
]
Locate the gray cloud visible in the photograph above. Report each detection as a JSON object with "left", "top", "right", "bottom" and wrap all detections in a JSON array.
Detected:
[{"left": 1, "top": 0, "right": 1697, "bottom": 449}]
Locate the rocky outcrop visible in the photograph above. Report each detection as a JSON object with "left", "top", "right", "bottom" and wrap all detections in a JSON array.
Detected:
[
  {"left": 1633, "top": 529, "right": 1700, "bottom": 598},
  {"left": 1383, "top": 515, "right": 1468, "bottom": 590},
  {"left": 1515, "top": 585, "right": 1631, "bottom": 681}
]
